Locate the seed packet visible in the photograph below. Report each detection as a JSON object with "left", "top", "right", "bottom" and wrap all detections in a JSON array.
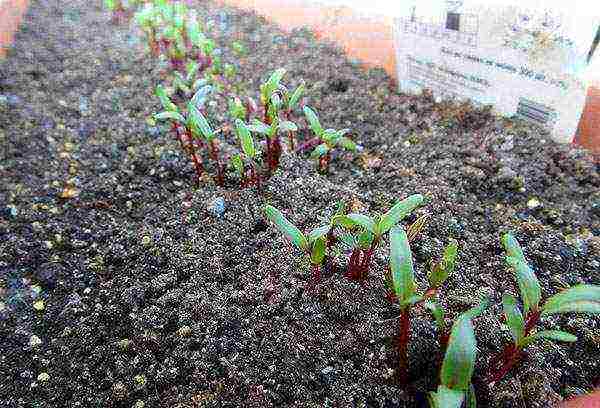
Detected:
[{"left": 393, "top": 0, "right": 600, "bottom": 142}]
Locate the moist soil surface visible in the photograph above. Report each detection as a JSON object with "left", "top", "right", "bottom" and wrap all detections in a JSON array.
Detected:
[{"left": 1, "top": 1, "right": 599, "bottom": 407}]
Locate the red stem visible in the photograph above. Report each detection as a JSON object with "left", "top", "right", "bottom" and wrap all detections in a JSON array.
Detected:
[
  {"left": 397, "top": 307, "right": 411, "bottom": 384},
  {"left": 296, "top": 137, "right": 320, "bottom": 152},
  {"left": 488, "top": 309, "right": 541, "bottom": 384},
  {"left": 209, "top": 139, "right": 224, "bottom": 186}
]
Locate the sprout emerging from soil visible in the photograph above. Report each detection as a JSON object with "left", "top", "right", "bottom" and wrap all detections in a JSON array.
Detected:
[
  {"left": 235, "top": 119, "right": 260, "bottom": 189},
  {"left": 387, "top": 225, "right": 487, "bottom": 384},
  {"left": 264, "top": 205, "right": 329, "bottom": 289},
  {"left": 257, "top": 69, "right": 287, "bottom": 172},
  {"left": 488, "top": 233, "right": 600, "bottom": 384},
  {"left": 104, "top": 0, "right": 127, "bottom": 24},
  {"left": 338, "top": 194, "right": 424, "bottom": 281},
  {"left": 154, "top": 84, "right": 227, "bottom": 186},
  {"left": 171, "top": 62, "right": 201, "bottom": 97},
  {"left": 247, "top": 116, "right": 297, "bottom": 172},
  {"left": 303, "top": 106, "right": 359, "bottom": 173},
  {"left": 134, "top": 3, "right": 161, "bottom": 56},
  {"left": 428, "top": 313, "right": 478, "bottom": 408}
]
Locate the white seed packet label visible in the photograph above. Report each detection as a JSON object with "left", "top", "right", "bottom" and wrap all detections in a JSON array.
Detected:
[{"left": 393, "top": 0, "right": 600, "bottom": 142}]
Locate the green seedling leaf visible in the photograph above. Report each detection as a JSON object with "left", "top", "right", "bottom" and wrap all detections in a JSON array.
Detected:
[
  {"left": 154, "top": 111, "right": 185, "bottom": 123},
  {"left": 357, "top": 230, "right": 374, "bottom": 249},
  {"left": 465, "top": 384, "right": 477, "bottom": 408},
  {"left": 266, "top": 68, "right": 286, "bottom": 91},
  {"left": 307, "top": 225, "right": 330, "bottom": 243},
  {"left": 311, "top": 143, "right": 330, "bottom": 159},
  {"left": 335, "top": 200, "right": 346, "bottom": 216},
  {"left": 191, "top": 85, "right": 212, "bottom": 108},
  {"left": 502, "top": 294, "right": 525, "bottom": 344},
  {"left": 310, "top": 237, "right": 327, "bottom": 265},
  {"left": 188, "top": 105, "right": 213, "bottom": 140},
  {"left": 247, "top": 119, "right": 271, "bottom": 135},
  {"left": 424, "top": 301, "right": 445, "bottom": 332},
  {"left": 346, "top": 214, "right": 376, "bottom": 234},
  {"left": 440, "top": 314, "right": 476, "bottom": 391},
  {"left": 232, "top": 40, "right": 246, "bottom": 56},
  {"left": 186, "top": 61, "right": 199, "bottom": 82},
  {"left": 463, "top": 297, "right": 489, "bottom": 319},
  {"left": 428, "top": 385, "right": 465, "bottom": 408},
  {"left": 230, "top": 154, "right": 244, "bottom": 176},
  {"left": 339, "top": 232, "right": 357, "bottom": 249},
  {"left": 541, "top": 285, "right": 600, "bottom": 316},
  {"left": 331, "top": 215, "right": 356, "bottom": 229},
  {"left": 264, "top": 205, "right": 308, "bottom": 251},
  {"left": 377, "top": 194, "right": 424, "bottom": 236},
  {"left": 288, "top": 84, "right": 304, "bottom": 109},
  {"left": 428, "top": 239, "right": 458, "bottom": 289},
  {"left": 236, "top": 120, "right": 256, "bottom": 159},
  {"left": 337, "top": 136, "right": 357, "bottom": 151},
  {"left": 518, "top": 330, "right": 578, "bottom": 349},
  {"left": 322, "top": 129, "right": 338, "bottom": 144},
  {"left": 303, "top": 106, "right": 323, "bottom": 136},
  {"left": 502, "top": 233, "right": 541, "bottom": 314},
  {"left": 389, "top": 226, "right": 416, "bottom": 305},
  {"left": 279, "top": 121, "right": 298, "bottom": 132},
  {"left": 155, "top": 85, "right": 178, "bottom": 112},
  {"left": 270, "top": 93, "right": 282, "bottom": 110},
  {"left": 441, "top": 239, "right": 458, "bottom": 275}
]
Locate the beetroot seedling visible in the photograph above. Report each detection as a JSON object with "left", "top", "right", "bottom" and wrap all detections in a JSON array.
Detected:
[
  {"left": 264, "top": 205, "right": 328, "bottom": 289},
  {"left": 338, "top": 194, "right": 424, "bottom": 280},
  {"left": 258, "top": 69, "right": 287, "bottom": 171},
  {"left": 104, "top": 0, "right": 127, "bottom": 24},
  {"left": 187, "top": 103, "right": 225, "bottom": 186},
  {"left": 388, "top": 226, "right": 479, "bottom": 384},
  {"left": 487, "top": 233, "right": 600, "bottom": 384},
  {"left": 428, "top": 313, "right": 478, "bottom": 408},
  {"left": 247, "top": 115, "right": 297, "bottom": 172},
  {"left": 229, "top": 97, "right": 247, "bottom": 121},
  {"left": 303, "top": 106, "right": 359, "bottom": 173},
  {"left": 154, "top": 84, "right": 215, "bottom": 184},
  {"left": 235, "top": 119, "right": 261, "bottom": 189},
  {"left": 134, "top": 3, "right": 161, "bottom": 56},
  {"left": 172, "top": 62, "right": 201, "bottom": 97}
]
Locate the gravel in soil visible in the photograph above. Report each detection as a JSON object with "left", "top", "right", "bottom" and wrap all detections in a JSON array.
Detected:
[{"left": 1, "top": 1, "right": 599, "bottom": 407}]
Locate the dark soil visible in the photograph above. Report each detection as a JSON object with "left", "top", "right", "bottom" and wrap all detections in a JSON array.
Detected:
[{"left": 1, "top": 1, "right": 599, "bottom": 407}]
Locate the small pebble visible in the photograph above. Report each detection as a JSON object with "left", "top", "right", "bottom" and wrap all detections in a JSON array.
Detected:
[
  {"left": 29, "top": 335, "right": 42, "bottom": 347},
  {"left": 37, "top": 372, "right": 50, "bottom": 382},
  {"left": 207, "top": 197, "right": 226, "bottom": 218},
  {"left": 33, "top": 300, "right": 45, "bottom": 311},
  {"left": 527, "top": 198, "right": 541, "bottom": 209}
]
